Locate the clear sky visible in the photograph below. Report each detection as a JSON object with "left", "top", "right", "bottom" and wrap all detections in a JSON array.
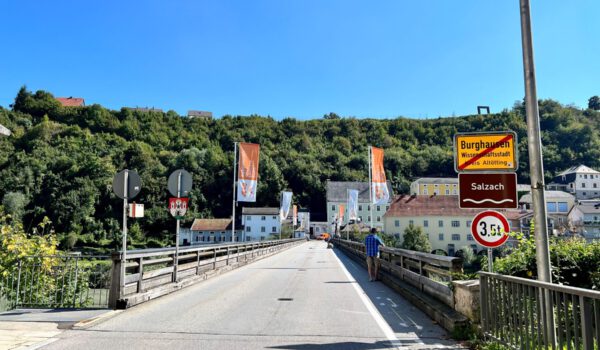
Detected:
[{"left": 1, "top": 1, "right": 598, "bottom": 119}]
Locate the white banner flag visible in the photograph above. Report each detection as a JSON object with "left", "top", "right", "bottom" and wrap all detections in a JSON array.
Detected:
[
  {"left": 280, "top": 191, "right": 293, "bottom": 221},
  {"left": 348, "top": 189, "right": 359, "bottom": 221}
]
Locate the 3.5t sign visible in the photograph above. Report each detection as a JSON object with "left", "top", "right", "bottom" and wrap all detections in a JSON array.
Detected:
[{"left": 471, "top": 210, "right": 510, "bottom": 248}]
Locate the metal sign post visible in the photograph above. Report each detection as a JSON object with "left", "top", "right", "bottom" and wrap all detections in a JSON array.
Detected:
[
  {"left": 168, "top": 169, "right": 192, "bottom": 283},
  {"left": 487, "top": 248, "right": 493, "bottom": 272},
  {"left": 112, "top": 169, "right": 142, "bottom": 299}
]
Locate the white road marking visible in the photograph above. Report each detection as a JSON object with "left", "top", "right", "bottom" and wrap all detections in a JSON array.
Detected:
[{"left": 332, "top": 252, "right": 403, "bottom": 349}]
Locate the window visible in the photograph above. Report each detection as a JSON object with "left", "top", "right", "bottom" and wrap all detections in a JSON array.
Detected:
[
  {"left": 452, "top": 234, "right": 460, "bottom": 241},
  {"left": 394, "top": 233, "right": 400, "bottom": 239},
  {"left": 261, "top": 216, "right": 266, "bottom": 221},
  {"left": 409, "top": 220, "right": 414, "bottom": 226},
  {"left": 547, "top": 202, "right": 557, "bottom": 212},
  {"left": 438, "top": 220, "right": 444, "bottom": 227},
  {"left": 359, "top": 205, "right": 363, "bottom": 211},
  {"left": 261, "top": 226, "right": 266, "bottom": 233},
  {"left": 376, "top": 216, "right": 381, "bottom": 222},
  {"left": 558, "top": 202, "right": 568, "bottom": 213},
  {"left": 247, "top": 216, "right": 251, "bottom": 220},
  {"left": 332, "top": 205, "right": 336, "bottom": 211},
  {"left": 272, "top": 216, "right": 277, "bottom": 220},
  {"left": 467, "top": 234, "right": 474, "bottom": 241},
  {"left": 467, "top": 220, "right": 472, "bottom": 228},
  {"left": 470, "top": 244, "right": 477, "bottom": 252},
  {"left": 445, "top": 189, "right": 450, "bottom": 195},
  {"left": 424, "top": 220, "right": 429, "bottom": 227},
  {"left": 246, "top": 226, "right": 251, "bottom": 232},
  {"left": 438, "top": 233, "right": 444, "bottom": 241},
  {"left": 584, "top": 192, "right": 587, "bottom": 196},
  {"left": 367, "top": 216, "right": 371, "bottom": 222},
  {"left": 452, "top": 189, "right": 457, "bottom": 195},
  {"left": 386, "top": 205, "right": 390, "bottom": 211},
  {"left": 585, "top": 174, "right": 588, "bottom": 179},
  {"left": 368, "top": 205, "right": 371, "bottom": 211},
  {"left": 359, "top": 216, "right": 362, "bottom": 221},
  {"left": 434, "top": 190, "right": 440, "bottom": 195},
  {"left": 595, "top": 183, "right": 598, "bottom": 188},
  {"left": 451, "top": 220, "right": 460, "bottom": 227},
  {"left": 272, "top": 227, "right": 277, "bottom": 232},
  {"left": 260, "top": 236, "right": 265, "bottom": 241},
  {"left": 426, "top": 233, "right": 430, "bottom": 239},
  {"left": 394, "top": 220, "right": 400, "bottom": 227},
  {"left": 423, "top": 188, "right": 429, "bottom": 195},
  {"left": 377, "top": 205, "right": 381, "bottom": 211}
]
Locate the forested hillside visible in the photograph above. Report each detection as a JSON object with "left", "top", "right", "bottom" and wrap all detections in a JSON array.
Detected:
[{"left": 1, "top": 87, "right": 599, "bottom": 253}]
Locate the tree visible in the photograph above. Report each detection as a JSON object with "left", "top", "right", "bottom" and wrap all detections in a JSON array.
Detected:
[
  {"left": 2, "top": 192, "right": 28, "bottom": 221},
  {"left": 588, "top": 96, "right": 600, "bottom": 111},
  {"left": 401, "top": 223, "right": 431, "bottom": 252}
]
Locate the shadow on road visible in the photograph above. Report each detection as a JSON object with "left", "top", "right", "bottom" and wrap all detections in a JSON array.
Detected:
[
  {"left": 267, "top": 340, "right": 393, "bottom": 350},
  {"left": 330, "top": 247, "right": 465, "bottom": 349}
]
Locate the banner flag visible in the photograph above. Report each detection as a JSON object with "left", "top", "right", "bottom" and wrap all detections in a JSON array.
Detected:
[
  {"left": 371, "top": 146, "right": 390, "bottom": 205},
  {"left": 280, "top": 191, "right": 293, "bottom": 221},
  {"left": 293, "top": 205, "right": 298, "bottom": 226},
  {"left": 348, "top": 189, "right": 359, "bottom": 221},
  {"left": 237, "top": 143, "right": 260, "bottom": 202},
  {"left": 338, "top": 204, "right": 345, "bottom": 225}
]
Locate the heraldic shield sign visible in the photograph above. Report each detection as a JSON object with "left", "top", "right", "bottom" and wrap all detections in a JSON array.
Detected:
[{"left": 169, "top": 197, "right": 189, "bottom": 220}]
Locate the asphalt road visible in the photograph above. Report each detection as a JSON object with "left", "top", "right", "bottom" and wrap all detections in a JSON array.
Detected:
[{"left": 42, "top": 241, "right": 464, "bottom": 350}]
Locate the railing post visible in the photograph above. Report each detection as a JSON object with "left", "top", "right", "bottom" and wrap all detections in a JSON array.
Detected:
[
  {"left": 137, "top": 257, "right": 144, "bottom": 293},
  {"left": 213, "top": 249, "right": 217, "bottom": 269},
  {"left": 108, "top": 252, "right": 122, "bottom": 309},
  {"left": 15, "top": 260, "right": 22, "bottom": 307},
  {"left": 226, "top": 247, "right": 230, "bottom": 266},
  {"left": 72, "top": 256, "right": 80, "bottom": 307},
  {"left": 196, "top": 250, "right": 201, "bottom": 275},
  {"left": 479, "top": 274, "right": 488, "bottom": 334},
  {"left": 580, "top": 295, "right": 594, "bottom": 350}
]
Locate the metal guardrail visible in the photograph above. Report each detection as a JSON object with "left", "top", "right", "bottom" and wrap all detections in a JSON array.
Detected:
[
  {"left": 0, "top": 255, "right": 112, "bottom": 311},
  {"left": 109, "top": 238, "right": 304, "bottom": 308},
  {"left": 333, "top": 238, "right": 463, "bottom": 307},
  {"left": 480, "top": 271, "right": 600, "bottom": 350}
]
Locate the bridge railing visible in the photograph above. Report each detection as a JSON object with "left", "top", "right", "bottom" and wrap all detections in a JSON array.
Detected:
[
  {"left": 480, "top": 271, "right": 600, "bottom": 350},
  {"left": 109, "top": 238, "right": 304, "bottom": 309},
  {"left": 0, "top": 254, "right": 111, "bottom": 311},
  {"left": 333, "top": 238, "right": 463, "bottom": 307}
]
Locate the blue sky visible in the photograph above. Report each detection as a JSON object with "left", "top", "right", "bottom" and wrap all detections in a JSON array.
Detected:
[{"left": 0, "top": 1, "right": 598, "bottom": 119}]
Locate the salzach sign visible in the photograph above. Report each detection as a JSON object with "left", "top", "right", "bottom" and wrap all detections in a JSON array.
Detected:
[{"left": 458, "top": 173, "right": 517, "bottom": 209}]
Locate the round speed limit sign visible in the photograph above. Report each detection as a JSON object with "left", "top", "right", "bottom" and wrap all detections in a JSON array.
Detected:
[{"left": 471, "top": 210, "right": 510, "bottom": 248}]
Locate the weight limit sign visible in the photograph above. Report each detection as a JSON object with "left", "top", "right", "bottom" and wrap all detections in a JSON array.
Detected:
[{"left": 470, "top": 210, "right": 510, "bottom": 248}]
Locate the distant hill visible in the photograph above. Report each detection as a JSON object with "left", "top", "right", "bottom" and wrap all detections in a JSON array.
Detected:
[{"left": 1, "top": 87, "right": 599, "bottom": 252}]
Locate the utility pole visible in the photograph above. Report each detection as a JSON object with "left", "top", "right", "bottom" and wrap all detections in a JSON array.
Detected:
[{"left": 519, "top": 0, "right": 555, "bottom": 344}]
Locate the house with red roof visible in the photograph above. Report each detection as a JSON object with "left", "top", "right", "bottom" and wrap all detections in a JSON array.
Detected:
[{"left": 56, "top": 97, "right": 85, "bottom": 107}]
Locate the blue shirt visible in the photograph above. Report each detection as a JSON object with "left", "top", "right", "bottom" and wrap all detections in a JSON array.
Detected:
[{"left": 365, "top": 234, "right": 384, "bottom": 257}]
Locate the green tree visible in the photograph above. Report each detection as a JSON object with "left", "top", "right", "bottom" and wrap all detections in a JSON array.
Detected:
[
  {"left": 401, "top": 223, "right": 431, "bottom": 252},
  {"left": 589, "top": 95, "right": 600, "bottom": 110}
]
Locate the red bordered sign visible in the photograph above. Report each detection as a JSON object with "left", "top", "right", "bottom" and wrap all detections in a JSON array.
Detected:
[{"left": 471, "top": 210, "right": 510, "bottom": 248}]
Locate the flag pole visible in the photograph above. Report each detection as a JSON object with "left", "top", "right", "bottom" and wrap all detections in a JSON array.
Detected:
[
  {"left": 346, "top": 189, "right": 350, "bottom": 240},
  {"left": 279, "top": 192, "right": 282, "bottom": 240},
  {"left": 368, "top": 146, "right": 373, "bottom": 230},
  {"left": 232, "top": 142, "right": 238, "bottom": 242}
]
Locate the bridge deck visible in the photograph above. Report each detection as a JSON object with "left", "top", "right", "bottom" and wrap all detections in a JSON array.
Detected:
[{"left": 42, "top": 241, "right": 465, "bottom": 350}]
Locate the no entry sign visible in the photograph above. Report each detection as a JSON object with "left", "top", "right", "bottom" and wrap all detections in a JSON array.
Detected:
[
  {"left": 471, "top": 210, "right": 510, "bottom": 248},
  {"left": 454, "top": 132, "right": 518, "bottom": 172}
]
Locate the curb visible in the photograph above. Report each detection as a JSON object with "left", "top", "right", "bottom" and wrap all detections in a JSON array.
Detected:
[{"left": 71, "top": 310, "right": 124, "bottom": 330}]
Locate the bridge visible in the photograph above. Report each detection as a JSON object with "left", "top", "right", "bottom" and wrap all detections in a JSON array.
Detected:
[{"left": 1, "top": 239, "right": 599, "bottom": 349}]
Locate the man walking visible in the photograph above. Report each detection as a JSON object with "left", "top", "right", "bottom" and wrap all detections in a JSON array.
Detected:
[{"left": 364, "top": 228, "right": 385, "bottom": 282}]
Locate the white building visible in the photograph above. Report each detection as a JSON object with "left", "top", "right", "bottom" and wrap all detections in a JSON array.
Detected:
[
  {"left": 410, "top": 177, "right": 458, "bottom": 196},
  {"left": 519, "top": 191, "right": 575, "bottom": 234},
  {"left": 326, "top": 181, "right": 392, "bottom": 232},
  {"left": 547, "top": 165, "right": 600, "bottom": 199},
  {"left": 568, "top": 200, "right": 600, "bottom": 241},
  {"left": 241, "top": 207, "right": 281, "bottom": 241},
  {"left": 180, "top": 218, "right": 244, "bottom": 245},
  {"left": 309, "top": 221, "right": 329, "bottom": 238}
]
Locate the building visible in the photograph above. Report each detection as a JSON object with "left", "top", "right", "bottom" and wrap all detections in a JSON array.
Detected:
[
  {"left": 410, "top": 177, "right": 458, "bottom": 196},
  {"left": 384, "top": 195, "right": 481, "bottom": 255},
  {"left": 180, "top": 218, "right": 244, "bottom": 245},
  {"left": 326, "top": 181, "right": 392, "bottom": 232},
  {"left": 547, "top": 165, "right": 600, "bottom": 199},
  {"left": 519, "top": 191, "right": 575, "bottom": 234},
  {"left": 309, "top": 222, "right": 329, "bottom": 238},
  {"left": 187, "top": 110, "right": 213, "bottom": 119},
  {"left": 241, "top": 207, "right": 281, "bottom": 241},
  {"left": 568, "top": 200, "right": 600, "bottom": 241},
  {"left": 56, "top": 97, "right": 85, "bottom": 107}
]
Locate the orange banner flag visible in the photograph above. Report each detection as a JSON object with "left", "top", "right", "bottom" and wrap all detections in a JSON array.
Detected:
[
  {"left": 237, "top": 142, "right": 260, "bottom": 202},
  {"left": 371, "top": 146, "right": 390, "bottom": 204}
]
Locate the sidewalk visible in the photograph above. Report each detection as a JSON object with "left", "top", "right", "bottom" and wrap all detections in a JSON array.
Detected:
[{"left": 0, "top": 308, "right": 115, "bottom": 350}]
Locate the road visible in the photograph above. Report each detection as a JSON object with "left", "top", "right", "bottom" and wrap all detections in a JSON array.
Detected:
[{"left": 42, "top": 241, "right": 464, "bottom": 350}]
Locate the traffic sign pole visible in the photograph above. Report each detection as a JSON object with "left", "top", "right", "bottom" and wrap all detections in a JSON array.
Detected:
[
  {"left": 487, "top": 248, "right": 493, "bottom": 272},
  {"left": 121, "top": 170, "right": 128, "bottom": 298},
  {"left": 174, "top": 172, "right": 182, "bottom": 283}
]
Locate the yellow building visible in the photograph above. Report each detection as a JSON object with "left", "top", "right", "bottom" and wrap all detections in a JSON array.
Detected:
[{"left": 410, "top": 177, "right": 458, "bottom": 196}]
